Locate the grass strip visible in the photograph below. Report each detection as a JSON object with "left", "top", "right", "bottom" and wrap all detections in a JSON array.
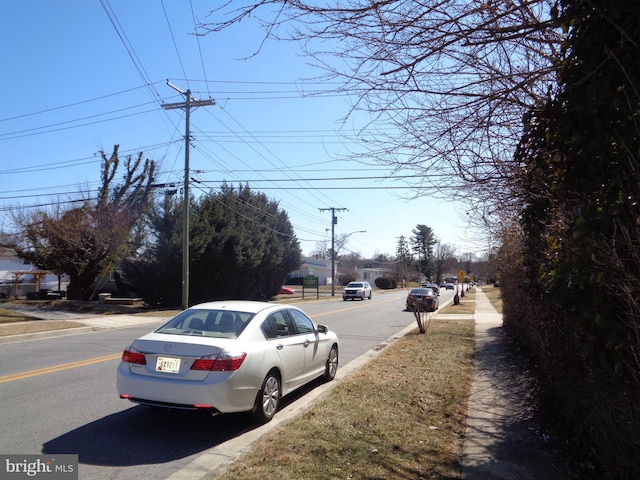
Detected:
[
  {"left": 0, "top": 319, "right": 87, "bottom": 336},
  {"left": 213, "top": 319, "right": 475, "bottom": 480},
  {"left": 439, "top": 288, "right": 476, "bottom": 315}
]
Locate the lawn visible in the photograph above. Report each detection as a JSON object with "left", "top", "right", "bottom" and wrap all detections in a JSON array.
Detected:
[{"left": 210, "top": 318, "right": 476, "bottom": 480}]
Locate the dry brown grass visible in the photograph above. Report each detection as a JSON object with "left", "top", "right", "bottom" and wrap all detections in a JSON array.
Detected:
[
  {"left": 0, "top": 318, "right": 86, "bottom": 336},
  {"left": 212, "top": 319, "right": 476, "bottom": 480},
  {"left": 438, "top": 288, "right": 476, "bottom": 315},
  {"left": 0, "top": 307, "right": 35, "bottom": 324}
]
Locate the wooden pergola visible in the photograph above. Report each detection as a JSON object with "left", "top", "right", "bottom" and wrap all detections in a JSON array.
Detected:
[{"left": 10, "top": 270, "right": 52, "bottom": 299}]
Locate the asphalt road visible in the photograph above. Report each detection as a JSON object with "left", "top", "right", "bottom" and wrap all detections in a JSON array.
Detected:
[{"left": 0, "top": 288, "right": 454, "bottom": 480}]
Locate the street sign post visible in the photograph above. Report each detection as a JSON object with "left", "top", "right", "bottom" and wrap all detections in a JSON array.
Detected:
[{"left": 303, "top": 275, "right": 319, "bottom": 300}]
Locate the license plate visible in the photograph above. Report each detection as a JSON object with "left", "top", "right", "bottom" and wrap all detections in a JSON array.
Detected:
[{"left": 156, "top": 356, "right": 181, "bottom": 373}]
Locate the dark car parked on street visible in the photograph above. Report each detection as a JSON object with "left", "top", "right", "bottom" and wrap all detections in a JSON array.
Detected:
[{"left": 405, "top": 287, "right": 439, "bottom": 312}]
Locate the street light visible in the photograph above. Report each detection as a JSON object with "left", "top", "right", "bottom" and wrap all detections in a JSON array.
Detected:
[{"left": 330, "top": 230, "right": 366, "bottom": 296}]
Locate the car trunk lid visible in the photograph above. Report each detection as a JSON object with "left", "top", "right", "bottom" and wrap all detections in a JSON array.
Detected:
[{"left": 124, "top": 333, "right": 231, "bottom": 381}]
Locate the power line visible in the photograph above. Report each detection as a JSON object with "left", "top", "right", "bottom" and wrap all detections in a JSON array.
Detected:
[{"left": 161, "top": 0, "right": 189, "bottom": 90}]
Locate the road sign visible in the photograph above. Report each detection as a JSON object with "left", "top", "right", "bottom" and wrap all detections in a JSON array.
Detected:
[
  {"left": 304, "top": 275, "right": 318, "bottom": 288},
  {"left": 458, "top": 270, "right": 466, "bottom": 282}
]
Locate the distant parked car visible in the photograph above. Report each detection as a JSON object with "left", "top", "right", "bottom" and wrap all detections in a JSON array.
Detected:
[
  {"left": 117, "top": 301, "right": 339, "bottom": 423},
  {"left": 406, "top": 288, "right": 439, "bottom": 312},
  {"left": 424, "top": 283, "right": 440, "bottom": 295},
  {"left": 278, "top": 287, "right": 295, "bottom": 295},
  {"left": 445, "top": 283, "right": 455, "bottom": 290},
  {"left": 342, "top": 281, "right": 372, "bottom": 301}
]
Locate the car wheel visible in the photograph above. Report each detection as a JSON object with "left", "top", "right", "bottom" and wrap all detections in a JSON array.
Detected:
[
  {"left": 324, "top": 345, "right": 339, "bottom": 381},
  {"left": 252, "top": 370, "right": 280, "bottom": 423},
  {"left": 368, "top": 291, "right": 372, "bottom": 300}
]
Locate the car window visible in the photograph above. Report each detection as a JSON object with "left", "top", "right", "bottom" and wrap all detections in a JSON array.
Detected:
[
  {"left": 288, "top": 309, "right": 315, "bottom": 334},
  {"left": 261, "top": 311, "right": 292, "bottom": 339},
  {"left": 155, "top": 309, "right": 251, "bottom": 338},
  {"left": 409, "top": 288, "right": 431, "bottom": 295}
]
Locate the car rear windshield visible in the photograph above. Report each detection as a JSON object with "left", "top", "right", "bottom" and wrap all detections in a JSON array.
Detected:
[
  {"left": 156, "top": 309, "right": 254, "bottom": 338},
  {"left": 347, "top": 283, "right": 363, "bottom": 287},
  {"left": 409, "top": 288, "right": 433, "bottom": 295}
]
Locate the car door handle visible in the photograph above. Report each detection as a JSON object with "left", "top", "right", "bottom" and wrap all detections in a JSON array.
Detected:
[{"left": 276, "top": 344, "right": 284, "bottom": 350}]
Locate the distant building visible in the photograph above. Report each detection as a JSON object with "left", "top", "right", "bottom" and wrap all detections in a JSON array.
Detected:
[
  {"left": 286, "top": 257, "right": 393, "bottom": 286},
  {"left": 287, "top": 256, "right": 334, "bottom": 285},
  {"left": 353, "top": 266, "right": 390, "bottom": 283},
  {"left": 0, "top": 246, "right": 69, "bottom": 298}
]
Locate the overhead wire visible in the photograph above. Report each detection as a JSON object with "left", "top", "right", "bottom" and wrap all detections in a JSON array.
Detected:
[
  {"left": 161, "top": 0, "right": 190, "bottom": 91},
  {"left": 189, "top": 0, "right": 211, "bottom": 98},
  {"left": 2, "top": 2, "right": 417, "bottom": 249}
]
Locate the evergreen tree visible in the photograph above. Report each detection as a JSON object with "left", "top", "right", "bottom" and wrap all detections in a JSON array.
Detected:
[
  {"left": 512, "top": 2, "right": 640, "bottom": 476},
  {"left": 125, "top": 184, "right": 302, "bottom": 306}
]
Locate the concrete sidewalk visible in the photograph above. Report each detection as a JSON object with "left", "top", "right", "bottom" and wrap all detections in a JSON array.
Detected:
[
  {"left": 0, "top": 307, "right": 169, "bottom": 344},
  {"left": 462, "top": 289, "right": 567, "bottom": 479}
]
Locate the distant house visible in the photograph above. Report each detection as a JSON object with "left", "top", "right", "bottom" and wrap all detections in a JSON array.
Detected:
[
  {"left": 353, "top": 266, "right": 390, "bottom": 283},
  {"left": 0, "top": 247, "right": 69, "bottom": 299},
  {"left": 286, "top": 257, "right": 393, "bottom": 287},
  {"left": 287, "top": 256, "right": 334, "bottom": 285}
]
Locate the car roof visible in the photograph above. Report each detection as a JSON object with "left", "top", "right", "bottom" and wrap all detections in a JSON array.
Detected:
[{"left": 187, "top": 300, "right": 285, "bottom": 315}]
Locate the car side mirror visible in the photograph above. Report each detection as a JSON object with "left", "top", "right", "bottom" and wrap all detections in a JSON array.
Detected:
[{"left": 317, "top": 324, "right": 328, "bottom": 334}]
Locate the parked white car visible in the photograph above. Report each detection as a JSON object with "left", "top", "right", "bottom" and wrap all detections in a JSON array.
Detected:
[
  {"left": 342, "top": 281, "right": 372, "bottom": 301},
  {"left": 117, "top": 301, "right": 339, "bottom": 423}
]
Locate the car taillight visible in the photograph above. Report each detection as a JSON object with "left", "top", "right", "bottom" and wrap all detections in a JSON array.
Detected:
[
  {"left": 122, "top": 349, "right": 146, "bottom": 365},
  {"left": 191, "top": 352, "right": 247, "bottom": 371}
]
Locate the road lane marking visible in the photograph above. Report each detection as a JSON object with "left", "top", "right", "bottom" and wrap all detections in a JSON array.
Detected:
[
  {"left": 312, "top": 294, "right": 402, "bottom": 317},
  {"left": 1, "top": 295, "right": 407, "bottom": 383},
  {"left": 0, "top": 353, "right": 121, "bottom": 384}
]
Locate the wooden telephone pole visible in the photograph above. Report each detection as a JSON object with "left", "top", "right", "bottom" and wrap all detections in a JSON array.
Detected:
[{"left": 162, "top": 81, "right": 215, "bottom": 310}]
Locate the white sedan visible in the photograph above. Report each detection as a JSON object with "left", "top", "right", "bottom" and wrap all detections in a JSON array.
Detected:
[{"left": 116, "top": 301, "right": 339, "bottom": 422}]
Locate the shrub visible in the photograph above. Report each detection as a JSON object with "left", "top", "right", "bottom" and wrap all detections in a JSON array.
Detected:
[{"left": 375, "top": 277, "right": 397, "bottom": 289}]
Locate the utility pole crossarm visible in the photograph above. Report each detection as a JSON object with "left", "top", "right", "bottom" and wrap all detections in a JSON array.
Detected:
[{"left": 162, "top": 99, "right": 216, "bottom": 110}]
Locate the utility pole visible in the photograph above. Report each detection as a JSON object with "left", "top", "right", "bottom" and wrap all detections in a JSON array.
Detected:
[
  {"left": 162, "top": 81, "right": 215, "bottom": 310},
  {"left": 397, "top": 236, "right": 406, "bottom": 288},
  {"left": 319, "top": 207, "right": 348, "bottom": 296}
]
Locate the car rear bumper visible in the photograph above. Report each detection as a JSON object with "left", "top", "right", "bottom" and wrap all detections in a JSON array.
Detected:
[{"left": 116, "top": 362, "right": 259, "bottom": 413}]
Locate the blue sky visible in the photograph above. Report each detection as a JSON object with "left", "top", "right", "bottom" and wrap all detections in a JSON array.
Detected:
[{"left": 1, "top": 0, "right": 483, "bottom": 259}]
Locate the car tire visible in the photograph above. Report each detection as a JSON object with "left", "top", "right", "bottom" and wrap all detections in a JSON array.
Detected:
[
  {"left": 252, "top": 370, "right": 280, "bottom": 423},
  {"left": 368, "top": 292, "right": 372, "bottom": 300},
  {"left": 324, "top": 345, "right": 339, "bottom": 381}
]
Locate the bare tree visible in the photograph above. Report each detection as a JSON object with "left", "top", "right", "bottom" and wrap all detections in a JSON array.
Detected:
[
  {"left": 434, "top": 241, "right": 456, "bottom": 282},
  {"left": 11, "top": 145, "right": 156, "bottom": 300},
  {"left": 204, "top": 1, "right": 565, "bottom": 229}
]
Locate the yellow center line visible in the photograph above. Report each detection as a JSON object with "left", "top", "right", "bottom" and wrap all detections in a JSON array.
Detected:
[
  {"left": 1, "top": 295, "right": 405, "bottom": 384},
  {"left": 312, "top": 294, "right": 401, "bottom": 317},
  {"left": 0, "top": 353, "right": 122, "bottom": 384}
]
